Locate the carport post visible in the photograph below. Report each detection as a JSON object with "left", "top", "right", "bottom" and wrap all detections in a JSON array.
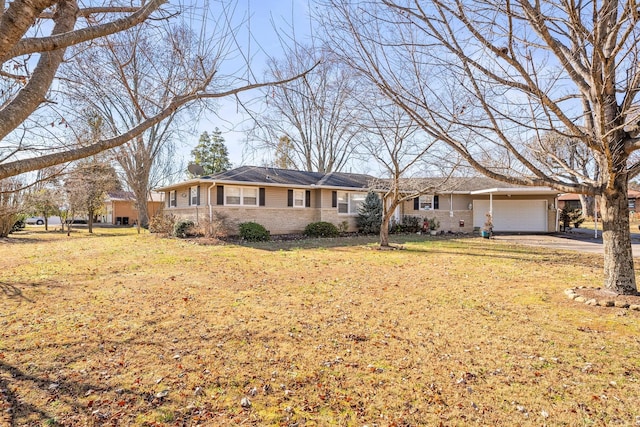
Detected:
[{"left": 489, "top": 192, "right": 493, "bottom": 217}]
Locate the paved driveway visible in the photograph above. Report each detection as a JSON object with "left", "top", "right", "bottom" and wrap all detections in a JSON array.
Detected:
[{"left": 492, "top": 228, "right": 640, "bottom": 256}]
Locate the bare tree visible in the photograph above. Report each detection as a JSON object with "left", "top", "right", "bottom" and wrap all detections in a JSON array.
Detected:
[
  {"left": 24, "top": 187, "right": 63, "bottom": 231},
  {"left": 0, "top": 178, "right": 23, "bottom": 237},
  {"left": 248, "top": 44, "right": 360, "bottom": 172},
  {"left": 61, "top": 22, "right": 201, "bottom": 229},
  {"left": 0, "top": 1, "right": 313, "bottom": 181},
  {"left": 65, "top": 158, "right": 120, "bottom": 234},
  {"left": 356, "top": 98, "right": 449, "bottom": 246},
  {"left": 529, "top": 132, "right": 598, "bottom": 217},
  {"left": 319, "top": 0, "right": 640, "bottom": 294}
]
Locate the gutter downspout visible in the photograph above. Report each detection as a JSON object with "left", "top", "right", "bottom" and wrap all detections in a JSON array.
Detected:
[{"left": 208, "top": 182, "right": 216, "bottom": 223}]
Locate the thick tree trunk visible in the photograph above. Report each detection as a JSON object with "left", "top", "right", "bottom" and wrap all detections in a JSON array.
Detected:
[
  {"left": 578, "top": 194, "right": 595, "bottom": 218},
  {"left": 600, "top": 180, "right": 637, "bottom": 295},
  {"left": 379, "top": 197, "right": 399, "bottom": 247},
  {"left": 380, "top": 214, "right": 391, "bottom": 247}
]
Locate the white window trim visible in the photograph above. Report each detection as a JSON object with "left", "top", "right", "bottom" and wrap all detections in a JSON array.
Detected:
[
  {"left": 293, "top": 189, "right": 305, "bottom": 208},
  {"left": 225, "top": 186, "right": 259, "bottom": 207},
  {"left": 419, "top": 194, "right": 433, "bottom": 210},
  {"left": 190, "top": 186, "right": 199, "bottom": 206},
  {"left": 337, "top": 191, "right": 367, "bottom": 215}
]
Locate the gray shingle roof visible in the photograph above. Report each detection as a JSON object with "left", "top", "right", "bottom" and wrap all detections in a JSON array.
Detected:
[{"left": 209, "top": 166, "right": 374, "bottom": 189}]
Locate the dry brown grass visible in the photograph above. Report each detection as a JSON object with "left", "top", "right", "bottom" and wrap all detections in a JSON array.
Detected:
[{"left": 2, "top": 227, "right": 640, "bottom": 426}]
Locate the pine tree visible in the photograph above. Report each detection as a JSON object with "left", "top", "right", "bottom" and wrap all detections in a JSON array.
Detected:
[
  {"left": 356, "top": 191, "right": 383, "bottom": 234},
  {"left": 190, "top": 128, "right": 232, "bottom": 175}
]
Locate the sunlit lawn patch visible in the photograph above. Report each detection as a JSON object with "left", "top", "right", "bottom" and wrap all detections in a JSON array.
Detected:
[{"left": 1, "top": 227, "right": 639, "bottom": 425}]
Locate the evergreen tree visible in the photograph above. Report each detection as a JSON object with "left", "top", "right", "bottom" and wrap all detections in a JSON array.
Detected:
[
  {"left": 190, "top": 128, "right": 232, "bottom": 175},
  {"left": 356, "top": 191, "right": 383, "bottom": 234}
]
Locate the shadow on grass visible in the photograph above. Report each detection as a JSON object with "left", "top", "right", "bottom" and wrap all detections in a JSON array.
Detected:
[
  {"left": 6, "top": 227, "right": 143, "bottom": 243},
  {"left": 0, "top": 359, "right": 149, "bottom": 426},
  {"left": 0, "top": 282, "right": 35, "bottom": 303}
]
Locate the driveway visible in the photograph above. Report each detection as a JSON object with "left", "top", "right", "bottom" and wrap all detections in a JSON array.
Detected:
[{"left": 492, "top": 228, "right": 640, "bottom": 256}]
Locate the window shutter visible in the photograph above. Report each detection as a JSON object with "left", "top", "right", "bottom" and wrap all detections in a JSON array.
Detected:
[
  {"left": 305, "top": 190, "right": 311, "bottom": 207},
  {"left": 287, "top": 189, "right": 293, "bottom": 207},
  {"left": 259, "top": 188, "right": 266, "bottom": 206},
  {"left": 434, "top": 195, "right": 439, "bottom": 210},
  {"left": 414, "top": 197, "right": 419, "bottom": 210},
  {"left": 197, "top": 186, "right": 201, "bottom": 205},
  {"left": 217, "top": 185, "right": 224, "bottom": 205},
  {"left": 188, "top": 188, "right": 191, "bottom": 206},
  {"left": 332, "top": 191, "right": 337, "bottom": 208}
]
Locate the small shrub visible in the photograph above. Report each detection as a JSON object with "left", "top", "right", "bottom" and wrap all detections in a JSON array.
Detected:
[
  {"left": 174, "top": 219, "right": 195, "bottom": 238},
  {"left": 239, "top": 221, "right": 270, "bottom": 241},
  {"left": 200, "top": 211, "right": 235, "bottom": 238},
  {"left": 402, "top": 215, "right": 422, "bottom": 233},
  {"left": 304, "top": 221, "right": 340, "bottom": 238},
  {"left": 427, "top": 217, "right": 440, "bottom": 231},
  {"left": 337, "top": 220, "right": 350, "bottom": 234},
  {"left": 11, "top": 214, "right": 26, "bottom": 233},
  {"left": 149, "top": 213, "right": 176, "bottom": 235}
]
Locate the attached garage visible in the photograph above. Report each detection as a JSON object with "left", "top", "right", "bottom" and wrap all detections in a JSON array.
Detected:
[
  {"left": 471, "top": 187, "right": 561, "bottom": 233},
  {"left": 473, "top": 199, "right": 548, "bottom": 232}
]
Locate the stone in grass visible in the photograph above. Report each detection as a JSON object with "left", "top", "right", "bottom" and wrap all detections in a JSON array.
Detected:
[
  {"left": 614, "top": 301, "right": 630, "bottom": 308},
  {"left": 629, "top": 304, "right": 640, "bottom": 311},
  {"left": 240, "top": 397, "right": 252, "bottom": 409}
]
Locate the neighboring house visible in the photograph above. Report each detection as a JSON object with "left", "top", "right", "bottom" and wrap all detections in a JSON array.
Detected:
[
  {"left": 558, "top": 190, "right": 640, "bottom": 214},
  {"left": 156, "top": 166, "right": 561, "bottom": 235},
  {"left": 103, "top": 191, "right": 164, "bottom": 225}
]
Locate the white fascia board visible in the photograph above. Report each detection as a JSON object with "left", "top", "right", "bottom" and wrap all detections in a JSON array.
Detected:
[
  {"left": 154, "top": 178, "right": 212, "bottom": 192},
  {"left": 470, "top": 186, "right": 561, "bottom": 195}
]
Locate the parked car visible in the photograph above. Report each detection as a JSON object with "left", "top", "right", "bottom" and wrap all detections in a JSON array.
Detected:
[{"left": 25, "top": 217, "right": 45, "bottom": 225}]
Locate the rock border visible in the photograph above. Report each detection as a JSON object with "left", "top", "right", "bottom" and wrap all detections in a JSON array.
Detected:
[{"left": 564, "top": 287, "right": 640, "bottom": 310}]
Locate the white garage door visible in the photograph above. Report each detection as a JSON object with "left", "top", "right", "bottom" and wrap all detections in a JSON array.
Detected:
[{"left": 473, "top": 200, "right": 548, "bottom": 232}]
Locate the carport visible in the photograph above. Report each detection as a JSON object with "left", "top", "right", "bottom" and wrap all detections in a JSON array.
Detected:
[{"left": 471, "top": 187, "right": 561, "bottom": 233}]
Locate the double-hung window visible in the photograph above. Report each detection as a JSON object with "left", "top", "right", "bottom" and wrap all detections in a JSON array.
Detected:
[
  {"left": 169, "top": 190, "right": 177, "bottom": 207},
  {"left": 349, "top": 192, "right": 366, "bottom": 213},
  {"left": 243, "top": 187, "right": 258, "bottom": 205},
  {"left": 337, "top": 192, "right": 349, "bottom": 213},
  {"left": 419, "top": 195, "right": 433, "bottom": 210},
  {"left": 190, "top": 186, "right": 200, "bottom": 206},
  {"left": 225, "top": 186, "right": 258, "bottom": 206},
  {"left": 337, "top": 191, "right": 367, "bottom": 214},
  {"left": 293, "top": 190, "right": 305, "bottom": 207}
]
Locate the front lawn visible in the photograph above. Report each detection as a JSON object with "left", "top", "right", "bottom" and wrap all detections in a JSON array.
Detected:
[{"left": 1, "top": 228, "right": 639, "bottom": 426}]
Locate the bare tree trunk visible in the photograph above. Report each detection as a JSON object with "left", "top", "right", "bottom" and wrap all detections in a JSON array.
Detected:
[
  {"left": 579, "top": 194, "right": 595, "bottom": 218},
  {"left": 600, "top": 180, "right": 637, "bottom": 295},
  {"left": 379, "top": 198, "right": 399, "bottom": 247},
  {"left": 380, "top": 213, "right": 391, "bottom": 247}
]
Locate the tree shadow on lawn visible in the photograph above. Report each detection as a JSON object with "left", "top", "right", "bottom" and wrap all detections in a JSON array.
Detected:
[
  {"left": 0, "top": 337, "right": 171, "bottom": 426},
  {"left": 0, "top": 359, "right": 149, "bottom": 426},
  {"left": 0, "top": 281, "right": 43, "bottom": 303},
  {"left": 7, "top": 227, "right": 141, "bottom": 242},
  {"left": 240, "top": 234, "right": 595, "bottom": 263}
]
